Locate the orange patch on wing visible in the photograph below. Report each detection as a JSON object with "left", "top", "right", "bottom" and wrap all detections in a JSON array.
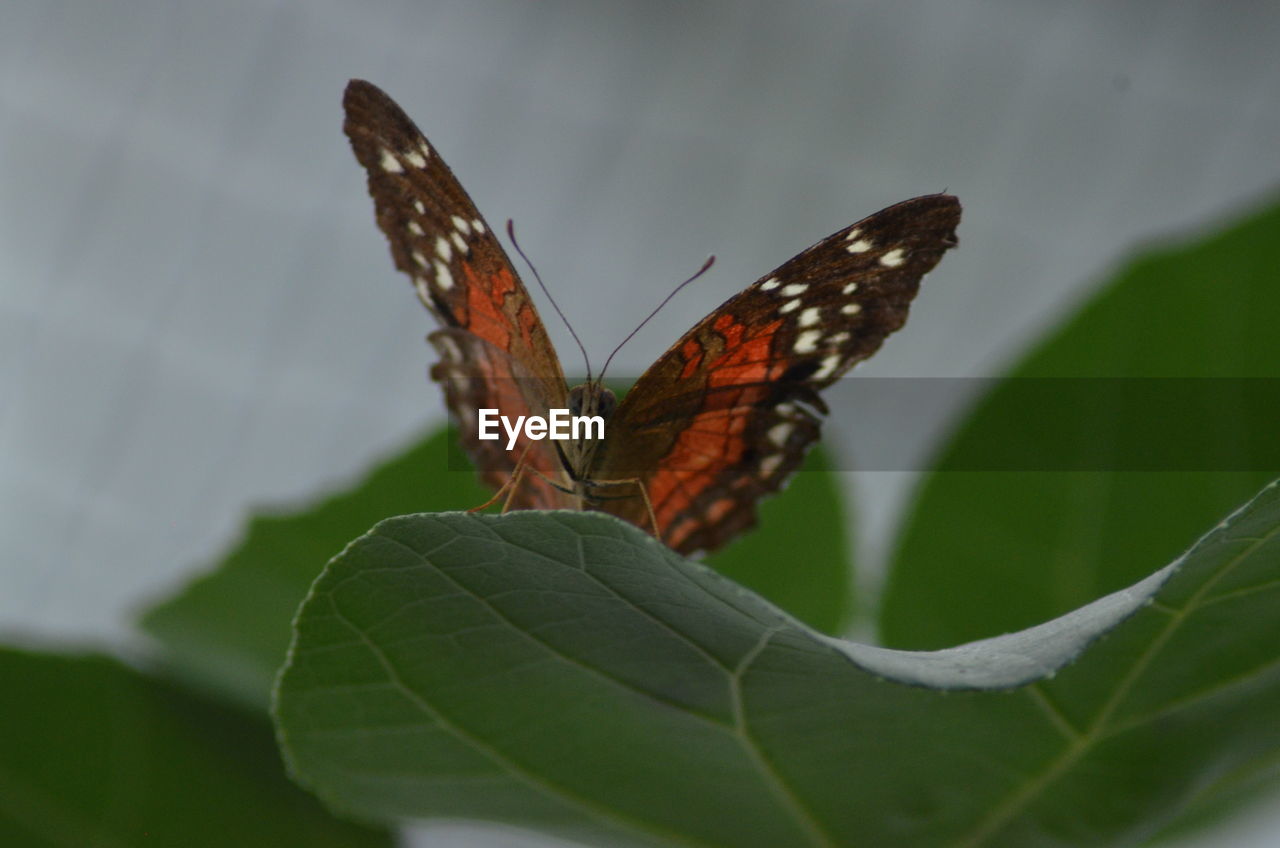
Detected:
[
  {"left": 705, "top": 498, "right": 735, "bottom": 524},
  {"left": 712, "top": 312, "right": 737, "bottom": 334},
  {"left": 517, "top": 302, "right": 540, "bottom": 350},
  {"left": 708, "top": 317, "right": 784, "bottom": 388},
  {"left": 463, "top": 263, "right": 518, "bottom": 350},
  {"left": 665, "top": 515, "right": 696, "bottom": 550},
  {"left": 679, "top": 338, "right": 703, "bottom": 379},
  {"left": 649, "top": 316, "right": 785, "bottom": 540},
  {"left": 649, "top": 408, "right": 754, "bottom": 531},
  {"left": 649, "top": 469, "right": 698, "bottom": 528}
]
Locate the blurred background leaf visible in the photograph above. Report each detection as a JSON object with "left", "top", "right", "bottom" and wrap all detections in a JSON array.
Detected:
[
  {"left": 881, "top": 196, "right": 1280, "bottom": 651},
  {"left": 0, "top": 648, "right": 390, "bottom": 848},
  {"left": 140, "top": 428, "right": 489, "bottom": 711},
  {"left": 702, "top": 445, "right": 853, "bottom": 634}
]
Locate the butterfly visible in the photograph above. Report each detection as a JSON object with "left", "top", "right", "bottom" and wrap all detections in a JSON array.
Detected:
[{"left": 343, "top": 79, "right": 960, "bottom": 556}]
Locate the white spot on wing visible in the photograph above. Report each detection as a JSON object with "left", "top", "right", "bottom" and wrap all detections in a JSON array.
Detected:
[
  {"left": 775, "top": 403, "right": 796, "bottom": 416},
  {"left": 781, "top": 283, "right": 809, "bottom": 296},
  {"left": 472, "top": 218, "right": 485, "bottom": 234},
  {"left": 379, "top": 149, "right": 403, "bottom": 173},
  {"left": 845, "top": 228, "right": 862, "bottom": 241},
  {"left": 451, "top": 215, "right": 472, "bottom": 235},
  {"left": 413, "top": 276, "right": 432, "bottom": 304},
  {"left": 760, "top": 454, "right": 785, "bottom": 477},
  {"left": 841, "top": 303, "right": 862, "bottom": 316},
  {"left": 412, "top": 250, "right": 430, "bottom": 269},
  {"left": 827, "top": 331, "right": 850, "bottom": 345},
  {"left": 880, "top": 248, "right": 906, "bottom": 267},
  {"left": 413, "top": 200, "right": 426, "bottom": 215},
  {"left": 419, "top": 141, "right": 433, "bottom": 160},
  {"left": 780, "top": 298, "right": 801, "bottom": 314},
  {"left": 436, "top": 335, "right": 462, "bottom": 361},
  {"left": 760, "top": 277, "right": 781, "bottom": 291},
  {"left": 794, "top": 329, "right": 821, "bottom": 353},
  {"left": 451, "top": 231, "right": 468, "bottom": 254},
  {"left": 407, "top": 221, "right": 424, "bottom": 236},
  {"left": 846, "top": 238, "right": 873, "bottom": 253},
  {"left": 842, "top": 282, "right": 858, "bottom": 295},
  {"left": 433, "top": 258, "right": 455, "bottom": 290},
  {"left": 435, "top": 236, "right": 452, "bottom": 261},
  {"left": 799, "top": 307, "right": 821, "bottom": 327},
  {"left": 768, "top": 422, "right": 793, "bottom": 446},
  {"left": 813, "top": 354, "right": 842, "bottom": 380},
  {"left": 404, "top": 149, "right": 427, "bottom": 169}
]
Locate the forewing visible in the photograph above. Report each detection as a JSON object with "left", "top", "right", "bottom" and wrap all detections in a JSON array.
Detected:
[
  {"left": 595, "top": 194, "right": 961, "bottom": 554},
  {"left": 343, "top": 80, "right": 572, "bottom": 507}
]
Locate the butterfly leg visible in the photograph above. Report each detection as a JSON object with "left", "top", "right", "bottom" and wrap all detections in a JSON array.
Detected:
[
  {"left": 468, "top": 442, "right": 537, "bottom": 514},
  {"left": 467, "top": 478, "right": 512, "bottom": 513},
  {"left": 499, "top": 461, "right": 529, "bottom": 514},
  {"left": 499, "top": 448, "right": 582, "bottom": 511},
  {"left": 470, "top": 441, "right": 581, "bottom": 514}
]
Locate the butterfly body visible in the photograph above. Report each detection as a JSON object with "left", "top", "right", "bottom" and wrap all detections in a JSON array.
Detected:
[
  {"left": 560, "top": 380, "right": 619, "bottom": 479},
  {"left": 344, "top": 79, "right": 960, "bottom": 555}
]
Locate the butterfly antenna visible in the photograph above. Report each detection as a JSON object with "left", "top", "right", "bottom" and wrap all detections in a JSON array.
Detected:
[
  {"left": 599, "top": 255, "right": 715, "bottom": 382},
  {"left": 506, "top": 219, "right": 593, "bottom": 384}
]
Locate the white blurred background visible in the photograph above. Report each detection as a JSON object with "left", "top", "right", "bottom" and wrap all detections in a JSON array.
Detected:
[{"left": 2, "top": 2, "right": 1279, "bottom": 845}]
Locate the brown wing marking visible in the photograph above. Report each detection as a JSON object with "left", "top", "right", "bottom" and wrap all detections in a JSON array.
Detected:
[
  {"left": 593, "top": 194, "right": 961, "bottom": 554},
  {"left": 593, "top": 309, "right": 821, "bottom": 554},
  {"left": 343, "top": 80, "right": 572, "bottom": 504}
]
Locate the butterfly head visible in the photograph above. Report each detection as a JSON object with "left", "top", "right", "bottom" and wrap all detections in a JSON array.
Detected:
[{"left": 567, "top": 381, "right": 617, "bottom": 422}]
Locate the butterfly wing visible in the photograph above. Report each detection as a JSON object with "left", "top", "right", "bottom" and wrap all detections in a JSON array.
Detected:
[
  {"left": 343, "top": 80, "right": 572, "bottom": 507},
  {"left": 593, "top": 194, "right": 961, "bottom": 554}
]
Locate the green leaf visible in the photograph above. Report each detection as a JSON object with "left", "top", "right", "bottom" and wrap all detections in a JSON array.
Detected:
[
  {"left": 882, "top": 198, "right": 1280, "bottom": 650},
  {"left": 702, "top": 445, "right": 853, "bottom": 633},
  {"left": 140, "top": 428, "right": 490, "bottom": 710},
  {"left": 142, "top": 427, "right": 853, "bottom": 710},
  {"left": 274, "top": 482, "right": 1280, "bottom": 847},
  {"left": 0, "top": 647, "right": 390, "bottom": 848}
]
